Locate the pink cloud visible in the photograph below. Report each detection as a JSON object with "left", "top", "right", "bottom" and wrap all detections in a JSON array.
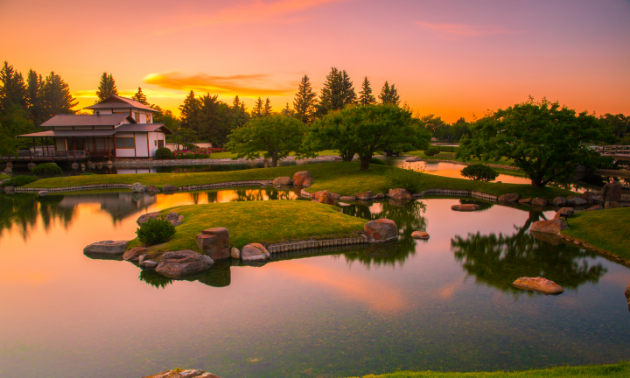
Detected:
[{"left": 415, "top": 21, "right": 520, "bottom": 38}]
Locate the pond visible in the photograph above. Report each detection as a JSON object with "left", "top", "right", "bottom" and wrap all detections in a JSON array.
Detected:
[{"left": 1, "top": 189, "right": 629, "bottom": 378}]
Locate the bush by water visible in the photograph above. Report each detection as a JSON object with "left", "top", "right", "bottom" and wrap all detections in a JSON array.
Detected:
[
  {"left": 32, "top": 163, "right": 63, "bottom": 178},
  {"left": 136, "top": 217, "right": 176, "bottom": 246},
  {"left": 461, "top": 164, "right": 499, "bottom": 182}
]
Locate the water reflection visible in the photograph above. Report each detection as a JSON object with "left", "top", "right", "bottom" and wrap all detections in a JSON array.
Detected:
[{"left": 0, "top": 194, "right": 75, "bottom": 240}]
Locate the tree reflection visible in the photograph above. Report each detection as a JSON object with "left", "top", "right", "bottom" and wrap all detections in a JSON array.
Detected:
[
  {"left": 0, "top": 194, "right": 75, "bottom": 240},
  {"left": 139, "top": 269, "right": 173, "bottom": 289}
]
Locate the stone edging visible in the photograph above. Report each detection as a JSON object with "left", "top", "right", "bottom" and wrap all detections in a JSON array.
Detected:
[
  {"left": 15, "top": 180, "right": 273, "bottom": 193},
  {"left": 301, "top": 188, "right": 498, "bottom": 202},
  {"left": 267, "top": 236, "right": 368, "bottom": 253},
  {"left": 559, "top": 233, "right": 630, "bottom": 267},
  {"left": 114, "top": 155, "right": 341, "bottom": 166}
]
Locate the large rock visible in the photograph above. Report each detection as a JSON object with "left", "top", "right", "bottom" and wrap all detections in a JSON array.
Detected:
[
  {"left": 317, "top": 190, "right": 336, "bottom": 205},
  {"left": 231, "top": 247, "right": 240, "bottom": 259},
  {"left": 38, "top": 191, "right": 48, "bottom": 197},
  {"left": 388, "top": 188, "right": 412, "bottom": 200},
  {"left": 137, "top": 212, "right": 161, "bottom": 225},
  {"left": 530, "top": 219, "right": 568, "bottom": 234},
  {"left": 163, "top": 185, "right": 177, "bottom": 192},
  {"left": 340, "top": 195, "right": 356, "bottom": 202},
  {"left": 241, "top": 243, "right": 270, "bottom": 261},
  {"left": 156, "top": 250, "right": 214, "bottom": 278},
  {"left": 498, "top": 193, "right": 520, "bottom": 202},
  {"left": 566, "top": 196, "right": 588, "bottom": 206},
  {"left": 601, "top": 181, "right": 622, "bottom": 202},
  {"left": 513, "top": 277, "right": 564, "bottom": 295},
  {"left": 364, "top": 219, "right": 398, "bottom": 243},
  {"left": 451, "top": 204, "right": 480, "bottom": 212},
  {"left": 84, "top": 240, "right": 129, "bottom": 256},
  {"left": 146, "top": 185, "right": 160, "bottom": 193},
  {"left": 531, "top": 197, "right": 548, "bottom": 207},
  {"left": 552, "top": 197, "right": 567, "bottom": 206},
  {"left": 196, "top": 227, "right": 230, "bottom": 260},
  {"left": 272, "top": 176, "right": 293, "bottom": 186},
  {"left": 355, "top": 191, "right": 374, "bottom": 201},
  {"left": 293, "top": 171, "right": 312, "bottom": 187},
  {"left": 518, "top": 198, "right": 533, "bottom": 205},
  {"left": 553, "top": 207, "right": 575, "bottom": 219},
  {"left": 131, "top": 182, "right": 144, "bottom": 193},
  {"left": 144, "top": 369, "right": 221, "bottom": 378},
  {"left": 411, "top": 231, "right": 430, "bottom": 240},
  {"left": 123, "top": 246, "right": 148, "bottom": 261},
  {"left": 139, "top": 255, "right": 158, "bottom": 269}
]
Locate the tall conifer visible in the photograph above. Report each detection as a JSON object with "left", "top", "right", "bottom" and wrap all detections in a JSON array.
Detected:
[
  {"left": 41, "top": 71, "right": 78, "bottom": 117},
  {"left": 251, "top": 97, "right": 263, "bottom": 118},
  {"left": 316, "top": 67, "right": 356, "bottom": 116},
  {"left": 358, "top": 77, "right": 375, "bottom": 105},
  {"left": 132, "top": 87, "right": 149, "bottom": 105},
  {"left": 263, "top": 98, "right": 273, "bottom": 116},
  {"left": 26, "top": 69, "right": 45, "bottom": 125},
  {"left": 0, "top": 61, "right": 27, "bottom": 116},
  {"left": 95, "top": 72, "right": 118, "bottom": 102},
  {"left": 293, "top": 75, "right": 317, "bottom": 124},
  {"left": 379, "top": 81, "right": 400, "bottom": 106}
]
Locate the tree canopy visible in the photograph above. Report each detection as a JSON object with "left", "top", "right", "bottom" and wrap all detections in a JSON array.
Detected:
[{"left": 457, "top": 98, "right": 612, "bottom": 187}]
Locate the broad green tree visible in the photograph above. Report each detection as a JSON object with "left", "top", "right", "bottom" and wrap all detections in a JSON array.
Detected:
[
  {"left": 226, "top": 114, "right": 305, "bottom": 167},
  {"left": 95, "top": 72, "right": 118, "bottom": 102},
  {"left": 132, "top": 87, "right": 149, "bottom": 105},
  {"left": 358, "top": 77, "right": 376, "bottom": 105},
  {"left": 457, "top": 98, "right": 611, "bottom": 188},
  {"left": 41, "top": 72, "right": 78, "bottom": 117},
  {"left": 306, "top": 104, "right": 430, "bottom": 170},
  {"left": 379, "top": 81, "right": 400, "bottom": 106},
  {"left": 293, "top": 75, "right": 317, "bottom": 123}
]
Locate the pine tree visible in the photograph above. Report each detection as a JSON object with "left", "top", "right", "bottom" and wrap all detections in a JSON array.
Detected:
[
  {"left": 263, "top": 98, "right": 273, "bottom": 116},
  {"left": 0, "top": 61, "right": 27, "bottom": 117},
  {"left": 179, "top": 90, "right": 201, "bottom": 134},
  {"left": 341, "top": 70, "right": 356, "bottom": 105},
  {"left": 41, "top": 71, "right": 78, "bottom": 118},
  {"left": 293, "top": 75, "right": 317, "bottom": 123},
  {"left": 379, "top": 81, "right": 400, "bottom": 106},
  {"left": 358, "top": 76, "right": 375, "bottom": 105},
  {"left": 316, "top": 67, "right": 356, "bottom": 117},
  {"left": 95, "top": 72, "right": 118, "bottom": 102},
  {"left": 230, "top": 95, "right": 249, "bottom": 128},
  {"left": 132, "top": 87, "right": 149, "bottom": 105},
  {"left": 251, "top": 97, "right": 264, "bottom": 118},
  {"left": 26, "top": 69, "right": 45, "bottom": 125},
  {"left": 281, "top": 102, "right": 295, "bottom": 117}
]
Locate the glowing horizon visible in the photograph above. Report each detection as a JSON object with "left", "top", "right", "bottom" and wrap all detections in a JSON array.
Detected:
[{"left": 1, "top": 0, "right": 629, "bottom": 122}]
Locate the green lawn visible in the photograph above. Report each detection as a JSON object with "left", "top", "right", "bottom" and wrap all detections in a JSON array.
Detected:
[
  {"left": 131, "top": 201, "right": 366, "bottom": 255},
  {"left": 0, "top": 173, "right": 9, "bottom": 180},
  {"left": 562, "top": 207, "right": 630, "bottom": 262},
  {"left": 25, "top": 162, "right": 575, "bottom": 199},
  {"left": 349, "top": 361, "right": 630, "bottom": 378},
  {"left": 407, "top": 150, "right": 517, "bottom": 167}
]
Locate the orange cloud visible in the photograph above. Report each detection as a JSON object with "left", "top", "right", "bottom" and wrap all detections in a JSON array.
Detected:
[
  {"left": 144, "top": 72, "right": 295, "bottom": 97},
  {"left": 415, "top": 21, "right": 520, "bottom": 38}
]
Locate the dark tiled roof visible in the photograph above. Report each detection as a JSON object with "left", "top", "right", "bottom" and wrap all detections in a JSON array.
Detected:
[
  {"left": 19, "top": 130, "right": 117, "bottom": 138},
  {"left": 84, "top": 95, "right": 157, "bottom": 112},
  {"left": 40, "top": 114, "right": 133, "bottom": 127},
  {"left": 116, "top": 123, "right": 173, "bottom": 134}
]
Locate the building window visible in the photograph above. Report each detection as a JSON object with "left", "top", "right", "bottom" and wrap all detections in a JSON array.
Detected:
[
  {"left": 134, "top": 112, "right": 139, "bottom": 121},
  {"left": 146, "top": 115, "right": 151, "bottom": 123},
  {"left": 115, "top": 137, "right": 135, "bottom": 149},
  {"left": 158, "top": 140, "right": 164, "bottom": 148}
]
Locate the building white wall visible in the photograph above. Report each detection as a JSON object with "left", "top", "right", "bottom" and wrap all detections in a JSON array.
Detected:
[
  {"left": 148, "top": 131, "right": 165, "bottom": 157},
  {"left": 135, "top": 133, "right": 149, "bottom": 158},
  {"left": 115, "top": 132, "right": 136, "bottom": 158}
]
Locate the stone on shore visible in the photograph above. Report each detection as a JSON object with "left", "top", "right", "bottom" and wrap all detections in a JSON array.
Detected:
[
  {"left": 163, "top": 185, "right": 177, "bottom": 192},
  {"left": 553, "top": 207, "right": 575, "bottom": 219},
  {"left": 146, "top": 185, "right": 160, "bottom": 193},
  {"left": 338, "top": 202, "right": 351, "bottom": 207},
  {"left": 241, "top": 243, "right": 271, "bottom": 261},
  {"left": 411, "top": 231, "right": 430, "bottom": 240},
  {"left": 451, "top": 204, "right": 480, "bottom": 212},
  {"left": 131, "top": 182, "right": 144, "bottom": 192},
  {"left": 272, "top": 176, "right": 293, "bottom": 186},
  {"left": 231, "top": 247, "right": 240, "bottom": 259},
  {"left": 197, "top": 227, "right": 230, "bottom": 260},
  {"left": 340, "top": 195, "right": 356, "bottom": 202},
  {"left": 498, "top": 193, "right": 520, "bottom": 202},
  {"left": 155, "top": 250, "right": 214, "bottom": 278},
  {"left": 601, "top": 181, "right": 622, "bottom": 202},
  {"left": 605, "top": 201, "right": 619, "bottom": 209},
  {"left": 139, "top": 255, "right": 158, "bottom": 269},
  {"left": 518, "top": 198, "right": 533, "bottom": 205},
  {"left": 317, "top": 190, "right": 336, "bottom": 205},
  {"left": 531, "top": 197, "right": 548, "bottom": 207},
  {"left": 552, "top": 197, "right": 567, "bottom": 206},
  {"left": 355, "top": 191, "right": 374, "bottom": 201},
  {"left": 137, "top": 212, "right": 161, "bottom": 225},
  {"left": 143, "top": 369, "right": 221, "bottom": 378},
  {"left": 123, "top": 246, "right": 148, "bottom": 261},
  {"left": 406, "top": 157, "right": 422, "bottom": 162},
  {"left": 530, "top": 218, "right": 568, "bottom": 234},
  {"left": 388, "top": 188, "right": 412, "bottom": 200},
  {"left": 513, "top": 277, "right": 564, "bottom": 295},
  {"left": 374, "top": 193, "right": 385, "bottom": 199},
  {"left": 38, "top": 190, "right": 48, "bottom": 197},
  {"left": 566, "top": 196, "right": 588, "bottom": 206},
  {"left": 293, "top": 171, "right": 312, "bottom": 187},
  {"left": 3, "top": 186, "right": 14, "bottom": 193},
  {"left": 364, "top": 219, "right": 398, "bottom": 242},
  {"left": 84, "top": 240, "right": 129, "bottom": 256}
]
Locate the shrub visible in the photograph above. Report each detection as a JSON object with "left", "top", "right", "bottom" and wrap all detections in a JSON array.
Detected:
[
  {"left": 155, "top": 147, "right": 174, "bottom": 159},
  {"left": 461, "top": 164, "right": 499, "bottom": 182},
  {"left": 135, "top": 217, "right": 176, "bottom": 246},
  {"left": 424, "top": 146, "right": 440, "bottom": 156},
  {"left": 1, "top": 175, "right": 38, "bottom": 187},
  {"left": 370, "top": 157, "right": 385, "bottom": 165},
  {"left": 385, "top": 168, "right": 424, "bottom": 193},
  {"left": 438, "top": 146, "right": 459, "bottom": 153},
  {"left": 183, "top": 142, "right": 198, "bottom": 150},
  {"left": 31, "top": 163, "right": 63, "bottom": 178}
]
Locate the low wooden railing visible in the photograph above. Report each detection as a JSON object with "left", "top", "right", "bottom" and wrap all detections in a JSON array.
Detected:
[{"left": 594, "top": 145, "right": 630, "bottom": 156}]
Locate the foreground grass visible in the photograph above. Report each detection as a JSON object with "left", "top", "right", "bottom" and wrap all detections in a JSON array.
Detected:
[
  {"left": 133, "top": 201, "right": 366, "bottom": 253},
  {"left": 0, "top": 173, "right": 9, "bottom": 180},
  {"left": 349, "top": 361, "right": 630, "bottom": 378},
  {"left": 25, "top": 162, "right": 575, "bottom": 199},
  {"left": 562, "top": 207, "right": 630, "bottom": 262},
  {"left": 408, "top": 150, "right": 517, "bottom": 167}
]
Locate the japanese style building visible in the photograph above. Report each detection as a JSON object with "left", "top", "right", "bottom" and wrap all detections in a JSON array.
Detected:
[{"left": 18, "top": 95, "right": 173, "bottom": 160}]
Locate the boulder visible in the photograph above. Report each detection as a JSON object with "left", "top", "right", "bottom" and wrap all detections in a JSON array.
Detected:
[
  {"left": 388, "top": 188, "right": 412, "bottom": 200},
  {"left": 364, "top": 219, "right": 398, "bottom": 243},
  {"left": 513, "top": 277, "right": 564, "bottom": 295},
  {"left": 231, "top": 247, "right": 240, "bottom": 259},
  {"left": 530, "top": 231, "right": 563, "bottom": 245},
  {"left": 317, "top": 190, "right": 336, "bottom": 205},
  {"left": 531, "top": 197, "right": 548, "bottom": 207},
  {"left": 355, "top": 191, "right": 374, "bottom": 201},
  {"left": 28, "top": 162, "right": 36, "bottom": 170},
  {"left": 340, "top": 196, "right": 356, "bottom": 202},
  {"left": 241, "top": 243, "right": 271, "bottom": 261},
  {"left": 566, "top": 196, "right": 588, "bottom": 206},
  {"left": 163, "top": 185, "right": 177, "bottom": 192},
  {"left": 530, "top": 219, "right": 568, "bottom": 234},
  {"left": 139, "top": 255, "right": 158, "bottom": 269},
  {"left": 146, "top": 185, "right": 160, "bottom": 193},
  {"left": 131, "top": 182, "right": 144, "bottom": 192},
  {"left": 4, "top": 167, "right": 12, "bottom": 174},
  {"left": 144, "top": 369, "right": 221, "bottom": 378},
  {"left": 406, "top": 157, "right": 422, "bottom": 162},
  {"left": 338, "top": 202, "right": 351, "bottom": 207},
  {"left": 155, "top": 250, "right": 214, "bottom": 278},
  {"left": 137, "top": 212, "right": 161, "bottom": 225},
  {"left": 197, "top": 227, "right": 230, "bottom": 260},
  {"left": 411, "top": 231, "right": 430, "bottom": 240},
  {"left": 3, "top": 186, "right": 14, "bottom": 193},
  {"left": 518, "top": 198, "right": 533, "bottom": 205},
  {"left": 374, "top": 193, "right": 385, "bottom": 199},
  {"left": 498, "top": 193, "right": 520, "bottom": 202},
  {"left": 601, "top": 181, "right": 622, "bottom": 202},
  {"left": 37, "top": 191, "right": 48, "bottom": 197},
  {"left": 553, "top": 207, "right": 575, "bottom": 219},
  {"left": 585, "top": 205, "right": 604, "bottom": 211},
  {"left": 605, "top": 201, "right": 619, "bottom": 209},
  {"left": 123, "top": 246, "right": 148, "bottom": 262},
  {"left": 293, "top": 171, "right": 312, "bottom": 187},
  {"left": 272, "top": 176, "right": 293, "bottom": 186},
  {"left": 451, "top": 204, "right": 480, "bottom": 212},
  {"left": 84, "top": 240, "right": 129, "bottom": 256},
  {"left": 552, "top": 197, "right": 567, "bottom": 206}
]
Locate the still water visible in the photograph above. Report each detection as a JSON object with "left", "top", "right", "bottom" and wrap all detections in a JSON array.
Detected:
[{"left": 0, "top": 189, "right": 629, "bottom": 378}]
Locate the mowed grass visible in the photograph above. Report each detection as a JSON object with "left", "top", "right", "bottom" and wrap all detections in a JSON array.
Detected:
[
  {"left": 26, "top": 162, "right": 575, "bottom": 199},
  {"left": 135, "top": 201, "right": 366, "bottom": 253},
  {"left": 562, "top": 207, "right": 630, "bottom": 261},
  {"left": 349, "top": 361, "right": 630, "bottom": 378},
  {"left": 0, "top": 173, "right": 9, "bottom": 180}
]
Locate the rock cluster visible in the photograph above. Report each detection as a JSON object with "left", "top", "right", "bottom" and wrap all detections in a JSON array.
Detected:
[
  {"left": 513, "top": 277, "right": 564, "bottom": 295},
  {"left": 156, "top": 250, "right": 214, "bottom": 278},
  {"left": 364, "top": 219, "right": 398, "bottom": 242}
]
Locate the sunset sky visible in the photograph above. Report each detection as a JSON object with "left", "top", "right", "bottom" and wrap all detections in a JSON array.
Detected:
[{"left": 1, "top": 0, "right": 629, "bottom": 122}]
